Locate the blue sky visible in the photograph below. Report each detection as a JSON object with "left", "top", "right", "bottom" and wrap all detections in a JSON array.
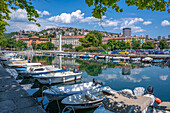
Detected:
[{"left": 6, "top": 0, "right": 170, "bottom": 38}]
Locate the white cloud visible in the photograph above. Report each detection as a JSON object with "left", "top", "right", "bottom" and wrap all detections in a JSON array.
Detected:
[
  {"left": 10, "top": 9, "right": 28, "bottom": 22},
  {"left": 99, "top": 20, "right": 120, "bottom": 27},
  {"left": 128, "top": 18, "right": 143, "bottom": 25},
  {"left": 143, "top": 21, "right": 152, "bottom": 25},
  {"left": 37, "top": 10, "right": 50, "bottom": 17},
  {"left": 81, "top": 17, "right": 99, "bottom": 23},
  {"left": 24, "top": 24, "right": 41, "bottom": 31},
  {"left": 120, "top": 18, "right": 145, "bottom": 33},
  {"left": 160, "top": 75, "right": 168, "bottom": 80},
  {"left": 161, "top": 20, "right": 170, "bottom": 26},
  {"left": 48, "top": 10, "right": 84, "bottom": 23}
]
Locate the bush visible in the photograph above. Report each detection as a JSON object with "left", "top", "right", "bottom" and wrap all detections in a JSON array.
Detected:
[
  {"left": 80, "top": 46, "right": 104, "bottom": 52},
  {"left": 75, "top": 46, "right": 84, "bottom": 52}
]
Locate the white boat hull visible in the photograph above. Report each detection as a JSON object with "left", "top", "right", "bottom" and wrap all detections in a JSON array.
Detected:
[{"left": 36, "top": 74, "right": 81, "bottom": 84}]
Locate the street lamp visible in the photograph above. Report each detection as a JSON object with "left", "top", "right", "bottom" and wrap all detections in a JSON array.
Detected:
[{"left": 57, "top": 31, "right": 62, "bottom": 52}]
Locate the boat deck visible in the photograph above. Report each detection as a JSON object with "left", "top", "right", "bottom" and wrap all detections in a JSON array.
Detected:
[{"left": 0, "top": 64, "right": 46, "bottom": 113}]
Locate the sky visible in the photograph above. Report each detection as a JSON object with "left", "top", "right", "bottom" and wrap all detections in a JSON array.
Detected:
[{"left": 6, "top": 0, "right": 170, "bottom": 38}]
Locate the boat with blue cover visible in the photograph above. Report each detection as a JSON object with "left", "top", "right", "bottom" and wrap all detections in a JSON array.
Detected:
[{"left": 18, "top": 65, "right": 66, "bottom": 77}]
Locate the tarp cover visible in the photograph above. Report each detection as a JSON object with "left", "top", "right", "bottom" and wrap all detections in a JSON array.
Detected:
[{"left": 103, "top": 91, "right": 152, "bottom": 113}]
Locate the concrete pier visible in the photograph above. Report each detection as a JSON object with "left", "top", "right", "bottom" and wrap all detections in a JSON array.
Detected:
[{"left": 0, "top": 64, "right": 46, "bottom": 113}]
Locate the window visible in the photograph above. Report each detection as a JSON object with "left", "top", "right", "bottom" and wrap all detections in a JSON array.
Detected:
[{"left": 34, "top": 68, "right": 45, "bottom": 71}]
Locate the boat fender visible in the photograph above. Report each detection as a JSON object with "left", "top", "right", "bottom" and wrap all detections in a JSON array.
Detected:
[{"left": 155, "top": 98, "right": 161, "bottom": 104}]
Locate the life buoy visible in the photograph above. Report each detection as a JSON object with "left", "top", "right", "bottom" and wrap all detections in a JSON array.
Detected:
[{"left": 155, "top": 98, "right": 161, "bottom": 104}]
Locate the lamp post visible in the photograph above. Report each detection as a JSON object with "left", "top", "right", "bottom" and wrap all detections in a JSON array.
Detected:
[{"left": 58, "top": 31, "right": 62, "bottom": 52}]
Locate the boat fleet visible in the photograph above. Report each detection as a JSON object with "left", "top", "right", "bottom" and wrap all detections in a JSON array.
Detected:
[
  {"left": 0, "top": 52, "right": 170, "bottom": 113},
  {"left": 0, "top": 53, "right": 82, "bottom": 85}
]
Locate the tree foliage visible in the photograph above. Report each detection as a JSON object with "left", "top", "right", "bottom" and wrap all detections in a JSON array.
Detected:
[
  {"left": 142, "top": 41, "right": 154, "bottom": 49},
  {"left": 0, "top": 36, "right": 7, "bottom": 48},
  {"left": 0, "top": 0, "right": 39, "bottom": 35},
  {"left": 37, "top": 42, "right": 55, "bottom": 50},
  {"left": 16, "top": 39, "right": 27, "bottom": 49},
  {"left": 159, "top": 40, "right": 168, "bottom": 49},
  {"left": 85, "top": 0, "right": 170, "bottom": 19},
  {"left": 131, "top": 39, "right": 141, "bottom": 49},
  {"left": 79, "top": 31, "right": 102, "bottom": 47},
  {"left": 75, "top": 46, "right": 84, "bottom": 52}
]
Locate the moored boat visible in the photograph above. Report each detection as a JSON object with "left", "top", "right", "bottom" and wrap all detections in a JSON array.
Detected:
[
  {"left": 142, "top": 57, "right": 153, "bottom": 62},
  {"left": 33, "top": 71, "right": 82, "bottom": 84},
  {"left": 61, "top": 86, "right": 116, "bottom": 110},
  {"left": 43, "top": 81, "right": 102, "bottom": 100},
  {"left": 18, "top": 65, "right": 66, "bottom": 77}
]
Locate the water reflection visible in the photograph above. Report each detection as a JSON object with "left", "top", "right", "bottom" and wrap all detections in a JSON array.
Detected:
[{"left": 18, "top": 55, "right": 170, "bottom": 113}]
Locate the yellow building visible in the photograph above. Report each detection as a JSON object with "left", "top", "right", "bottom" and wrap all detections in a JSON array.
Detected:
[
  {"left": 21, "top": 36, "right": 49, "bottom": 47},
  {"left": 102, "top": 36, "right": 145, "bottom": 46},
  {"left": 124, "top": 37, "right": 145, "bottom": 45}
]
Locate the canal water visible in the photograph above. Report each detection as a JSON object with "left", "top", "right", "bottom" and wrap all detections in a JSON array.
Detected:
[{"left": 19, "top": 56, "right": 170, "bottom": 113}]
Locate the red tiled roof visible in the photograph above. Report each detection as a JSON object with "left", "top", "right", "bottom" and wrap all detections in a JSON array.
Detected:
[
  {"left": 61, "top": 36, "right": 85, "bottom": 39},
  {"left": 31, "top": 36, "right": 39, "bottom": 38},
  {"left": 20, "top": 38, "right": 29, "bottom": 40},
  {"left": 102, "top": 37, "right": 145, "bottom": 41},
  {"left": 39, "top": 38, "right": 49, "bottom": 41}
]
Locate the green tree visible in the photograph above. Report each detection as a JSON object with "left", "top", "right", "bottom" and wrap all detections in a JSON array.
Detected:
[
  {"left": 88, "top": 31, "right": 102, "bottom": 46},
  {"left": 46, "top": 42, "right": 55, "bottom": 50},
  {"left": 75, "top": 46, "right": 84, "bottom": 52},
  {"left": 0, "top": 36, "right": 7, "bottom": 48},
  {"left": 31, "top": 42, "right": 36, "bottom": 49},
  {"left": 6, "top": 38, "right": 17, "bottom": 49},
  {"left": 16, "top": 39, "right": 27, "bottom": 49},
  {"left": 131, "top": 39, "right": 141, "bottom": 49},
  {"left": 85, "top": 0, "right": 170, "bottom": 19},
  {"left": 62, "top": 44, "right": 68, "bottom": 48},
  {"left": 68, "top": 44, "right": 73, "bottom": 49},
  {"left": 142, "top": 42, "right": 154, "bottom": 49},
  {"left": 0, "top": 0, "right": 39, "bottom": 35},
  {"left": 159, "top": 40, "right": 168, "bottom": 49},
  {"left": 85, "top": 33, "right": 99, "bottom": 47},
  {"left": 125, "top": 42, "right": 130, "bottom": 49},
  {"left": 107, "top": 39, "right": 116, "bottom": 50},
  {"left": 101, "top": 44, "right": 108, "bottom": 50}
]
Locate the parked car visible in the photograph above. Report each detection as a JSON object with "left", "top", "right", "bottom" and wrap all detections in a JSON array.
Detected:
[
  {"left": 155, "top": 50, "right": 164, "bottom": 54},
  {"left": 118, "top": 50, "right": 129, "bottom": 54},
  {"left": 98, "top": 50, "right": 108, "bottom": 54},
  {"left": 163, "top": 50, "right": 170, "bottom": 54},
  {"left": 111, "top": 50, "right": 121, "bottom": 54},
  {"left": 148, "top": 50, "right": 154, "bottom": 54}
]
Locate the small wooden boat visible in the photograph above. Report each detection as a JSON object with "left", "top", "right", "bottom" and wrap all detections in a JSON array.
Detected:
[
  {"left": 33, "top": 71, "right": 82, "bottom": 84},
  {"left": 18, "top": 65, "right": 66, "bottom": 77},
  {"left": 61, "top": 86, "right": 116, "bottom": 110},
  {"left": 43, "top": 81, "right": 102, "bottom": 100}
]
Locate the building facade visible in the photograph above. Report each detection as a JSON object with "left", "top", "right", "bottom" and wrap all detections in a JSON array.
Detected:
[
  {"left": 52, "top": 36, "right": 85, "bottom": 48},
  {"left": 123, "top": 28, "right": 131, "bottom": 37},
  {"left": 146, "top": 35, "right": 150, "bottom": 39},
  {"left": 102, "top": 36, "right": 145, "bottom": 45},
  {"left": 20, "top": 36, "right": 49, "bottom": 47}
]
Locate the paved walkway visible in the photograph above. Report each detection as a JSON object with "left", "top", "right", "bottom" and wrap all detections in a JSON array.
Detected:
[{"left": 0, "top": 64, "right": 46, "bottom": 113}]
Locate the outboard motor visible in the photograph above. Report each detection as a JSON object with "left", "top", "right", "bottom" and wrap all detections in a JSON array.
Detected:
[
  {"left": 73, "top": 68, "right": 78, "bottom": 73},
  {"left": 145, "top": 86, "right": 154, "bottom": 95},
  {"left": 93, "top": 78, "right": 98, "bottom": 86}
]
